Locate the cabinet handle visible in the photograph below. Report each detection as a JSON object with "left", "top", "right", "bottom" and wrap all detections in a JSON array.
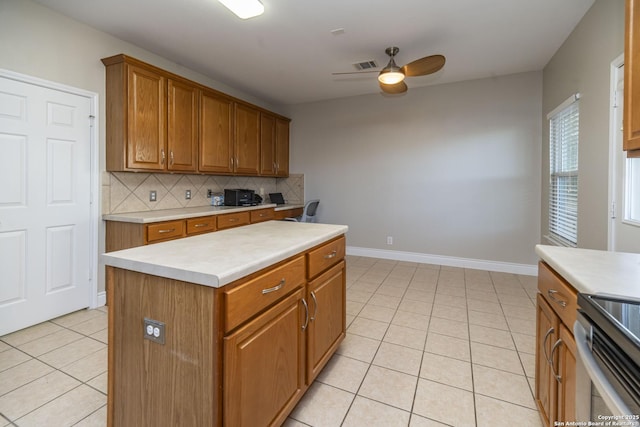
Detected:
[
  {"left": 324, "top": 250, "right": 337, "bottom": 259},
  {"left": 193, "top": 223, "right": 209, "bottom": 228},
  {"left": 228, "top": 218, "right": 238, "bottom": 223},
  {"left": 542, "top": 327, "right": 554, "bottom": 364},
  {"left": 550, "top": 338, "right": 563, "bottom": 383},
  {"left": 161, "top": 149, "right": 165, "bottom": 165},
  {"left": 230, "top": 157, "right": 234, "bottom": 168},
  {"left": 310, "top": 291, "right": 318, "bottom": 321},
  {"left": 262, "top": 279, "right": 285, "bottom": 295},
  {"left": 158, "top": 228, "right": 176, "bottom": 234},
  {"left": 547, "top": 290, "right": 567, "bottom": 307},
  {"left": 301, "top": 298, "right": 309, "bottom": 330},
  {"left": 170, "top": 150, "right": 174, "bottom": 165}
]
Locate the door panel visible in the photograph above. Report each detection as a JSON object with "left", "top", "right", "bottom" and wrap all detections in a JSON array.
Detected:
[{"left": 0, "top": 76, "right": 92, "bottom": 335}]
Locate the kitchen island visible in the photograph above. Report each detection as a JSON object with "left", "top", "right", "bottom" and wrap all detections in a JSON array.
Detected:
[{"left": 102, "top": 220, "right": 348, "bottom": 427}]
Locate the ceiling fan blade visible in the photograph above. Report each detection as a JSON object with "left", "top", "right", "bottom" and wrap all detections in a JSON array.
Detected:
[
  {"left": 401, "top": 54, "right": 446, "bottom": 77},
  {"left": 379, "top": 81, "right": 408, "bottom": 94}
]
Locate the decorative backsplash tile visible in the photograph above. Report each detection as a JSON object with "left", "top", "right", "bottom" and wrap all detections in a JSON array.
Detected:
[{"left": 102, "top": 172, "right": 305, "bottom": 214}]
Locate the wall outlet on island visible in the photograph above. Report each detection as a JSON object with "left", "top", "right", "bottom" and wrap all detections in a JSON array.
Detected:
[{"left": 387, "top": 236, "right": 393, "bottom": 245}]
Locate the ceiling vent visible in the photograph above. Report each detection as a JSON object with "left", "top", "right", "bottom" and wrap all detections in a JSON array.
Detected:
[{"left": 353, "top": 60, "right": 378, "bottom": 71}]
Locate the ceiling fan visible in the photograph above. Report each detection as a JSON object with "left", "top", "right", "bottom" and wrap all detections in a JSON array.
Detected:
[{"left": 333, "top": 47, "right": 446, "bottom": 94}]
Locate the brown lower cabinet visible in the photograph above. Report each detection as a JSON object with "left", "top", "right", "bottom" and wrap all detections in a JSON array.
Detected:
[
  {"left": 535, "top": 262, "right": 578, "bottom": 427},
  {"left": 107, "top": 235, "right": 346, "bottom": 427}
]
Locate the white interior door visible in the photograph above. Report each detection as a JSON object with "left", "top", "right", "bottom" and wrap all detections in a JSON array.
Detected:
[
  {"left": 610, "top": 62, "right": 640, "bottom": 253},
  {"left": 0, "top": 75, "right": 92, "bottom": 336}
]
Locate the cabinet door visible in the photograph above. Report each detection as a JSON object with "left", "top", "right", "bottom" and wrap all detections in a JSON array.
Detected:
[
  {"left": 224, "top": 289, "right": 306, "bottom": 427},
  {"left": 535, "top": 293, "right": 558, "bottom": 427},
  {"left": 306, "top": 261, "right": 346, "bottom": 383},
  {"left": 199, "top": 89, "right": 234, "bottom": 173},
  {"left": 625, "top": 0, "right": 640, "bottom": 151},
  {"left": 557, "top": 324, "right": 577, "bottom": 424},
  {"left": 127, "top": 64, "right": 166, "bottom": 170},
  {"left": 235, "top": 103, "right": 260, "bottom": 175},
  {"left": 275, "top": 118, "right": 290, "bottom": 177},
  {"left": 260, "top": 113, "right": 276, "bottom": 176},
  {"left": 167, "top": 79, "right": 198, "bottom": 171}
]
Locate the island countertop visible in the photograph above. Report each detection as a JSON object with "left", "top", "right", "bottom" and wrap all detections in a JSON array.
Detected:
[
  {"left": 101, "top": 220, "right": 348, "bottom": 287},
  {"left": 535, "top": 244, "right": 640, "bottom": 300}
]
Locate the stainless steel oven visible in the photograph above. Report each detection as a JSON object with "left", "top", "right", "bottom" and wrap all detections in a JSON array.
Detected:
[{"left": 574, "top": 294, "right": 640, "bottom": 426}]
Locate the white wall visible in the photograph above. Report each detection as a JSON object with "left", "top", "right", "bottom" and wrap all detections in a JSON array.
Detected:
[
  {"left": 288, "top": 72, "right": 542, "bottom": 268},
  {"left": 542, "top": 0, "right": 625, "bottom": 250}
]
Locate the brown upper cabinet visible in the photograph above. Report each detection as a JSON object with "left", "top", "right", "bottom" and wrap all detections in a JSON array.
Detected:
[
  {"left": 102, "top": 54, "right": 290, "bottom": 176},
  {"left": 261, "top": 113, "right": 290, "bottom": 177},
  {"left": 234, "top": 103, "right": 261, "bottom": 175},
  {"left": 625, "top": 0, "right": 640, "bottom": 154},
  {"left": 199, "top": 88, "right": 234, "bottom": 173}
]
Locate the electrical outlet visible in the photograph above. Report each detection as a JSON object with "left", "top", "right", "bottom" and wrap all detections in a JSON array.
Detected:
[
  {"left": 387, "top": 236, "right": 393, "bottom": 245},
  {"left": 206, "top": 189, "right": 213, "bottom": 198},
  {"left": 185, "top": 189, "right": 191, "bottom": 200},
  {"left": 143, "top": 318, "right": 165, "bottom": 344},
  {"left": 149, "top": 190, "right": 157, "bottom": 202}
]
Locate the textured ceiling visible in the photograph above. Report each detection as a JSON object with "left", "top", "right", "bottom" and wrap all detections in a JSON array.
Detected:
[{"left": 34, "top": 0, "right": 595, "bottom": 106}]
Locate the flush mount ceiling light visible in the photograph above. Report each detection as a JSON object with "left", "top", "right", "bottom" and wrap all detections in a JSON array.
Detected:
[
  {"left": 218, "top": 0, "right": 264, "bottom": 19},
  {"left": 377, "top": 47, "right": 405, "bottom": 85}
]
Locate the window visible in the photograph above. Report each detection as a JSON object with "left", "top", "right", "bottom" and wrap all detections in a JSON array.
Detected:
[
  {"left": 625, "top": 157, "right": 640, "bottom": 224},
  {"left": 548, "top": 94, "right": 580, "bottom": 247}
]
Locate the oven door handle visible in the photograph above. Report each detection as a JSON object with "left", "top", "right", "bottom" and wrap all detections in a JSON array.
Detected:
[{"left": 573, "top": 320, "right": 634, "bottom": 417}]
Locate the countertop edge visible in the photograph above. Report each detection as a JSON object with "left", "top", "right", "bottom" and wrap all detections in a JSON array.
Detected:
[{"left": 103, "top": 203, "right": 304, "bottom": 223}]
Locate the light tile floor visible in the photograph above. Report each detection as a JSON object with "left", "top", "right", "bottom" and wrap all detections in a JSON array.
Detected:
[{"left": 0, "top": 256, "right": 543, "bottom": 426}]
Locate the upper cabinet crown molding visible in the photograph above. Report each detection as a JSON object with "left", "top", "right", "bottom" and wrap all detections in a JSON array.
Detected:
[{"left": 101, "top": 54, "right": 290, "bottom": 176}]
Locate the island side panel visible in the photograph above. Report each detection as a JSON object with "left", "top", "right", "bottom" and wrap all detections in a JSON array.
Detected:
[{"left": 107, "top": 266, "right": 221, "bottom": 426}]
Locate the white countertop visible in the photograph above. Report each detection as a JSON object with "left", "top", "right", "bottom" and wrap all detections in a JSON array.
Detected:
[
  {"left": 535, "top": 244, "right": 640, "bottom": 300},
  {"left": 102, "top": 203, "right": 305, "bottom": 224},
  {"left": 101, "top": 220, "right": 348, "bottom": 287}
]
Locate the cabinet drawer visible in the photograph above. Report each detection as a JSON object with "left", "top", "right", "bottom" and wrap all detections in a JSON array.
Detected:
[
  {"left": 186, "top": 216, "right": 217, "bottom": 235},
  {"left": 250, "top": 208, "right": 275, "bottom": 223},
  {"left": 224, "top": 256, "right": 306, "bottom": 333},
  {"left": 217, "top": 211, "right": 250, "bottom": 230},
  {"left": 307, "top": 236, "right": 346, "bottom": 279},
  {"left": 146, "top": 220, "right": 186, "bottom": 243},
  {"left": 538, "top": 261, "right": 578, "bottom": 329}
]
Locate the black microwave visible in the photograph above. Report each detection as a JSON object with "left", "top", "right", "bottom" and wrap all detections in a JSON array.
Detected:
[{"left": 224, "top": 189, "right": 255, "bottom": 206}]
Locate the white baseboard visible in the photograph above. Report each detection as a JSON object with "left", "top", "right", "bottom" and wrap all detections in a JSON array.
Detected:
[
  {"left": 346, "top": 246, "right": 538, "bottom": 276},
  {"left": 96, "top": 291, "right": 106, "bottom": 307}
]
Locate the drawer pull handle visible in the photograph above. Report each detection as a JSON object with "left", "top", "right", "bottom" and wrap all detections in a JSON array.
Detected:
[
  {"left": 310, "top": 291, "right": 318, "bottom": 321},
  {"left": 158, "top": 228, "right": 176, "bottom": 234},
  {"left": 324, "top": 250, "right": 337, "bottom": 259},
  {"left": 228, "top": 218, "right": 238, "bottom": 222},
  {"left": 301, "top": 298, "right": 309, "bottom": 330},
  {"left": 262, "top": 279, "right": 285, "bottom": 295},
  {"left": 547, "top": 290, "right": 567, "bottom": 307},
  {"left": 194, "top": 223, "right": 209, "bottom": 228}
]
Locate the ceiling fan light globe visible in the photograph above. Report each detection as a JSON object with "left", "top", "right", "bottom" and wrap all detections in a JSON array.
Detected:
[{"left": 378, "top": 71, "right": 405, "bottom": 85}]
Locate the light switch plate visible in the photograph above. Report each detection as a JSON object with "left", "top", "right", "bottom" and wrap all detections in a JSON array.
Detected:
[{"left": 143, "top": 318, "right": 165, "bottom": 344}]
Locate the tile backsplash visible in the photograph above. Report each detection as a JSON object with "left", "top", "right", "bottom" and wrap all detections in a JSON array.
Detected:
[{"left": 102, "top": 172, "right": 304, "bottom": 214}]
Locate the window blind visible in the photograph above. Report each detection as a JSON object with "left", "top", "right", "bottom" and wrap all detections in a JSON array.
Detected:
[{"left": 548, "top": 96, "right": 579, "bottom": 247}]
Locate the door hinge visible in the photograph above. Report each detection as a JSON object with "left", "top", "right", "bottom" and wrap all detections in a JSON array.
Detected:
[{"left": 89, "top": 115, "right": 95, "bottom": 127}]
